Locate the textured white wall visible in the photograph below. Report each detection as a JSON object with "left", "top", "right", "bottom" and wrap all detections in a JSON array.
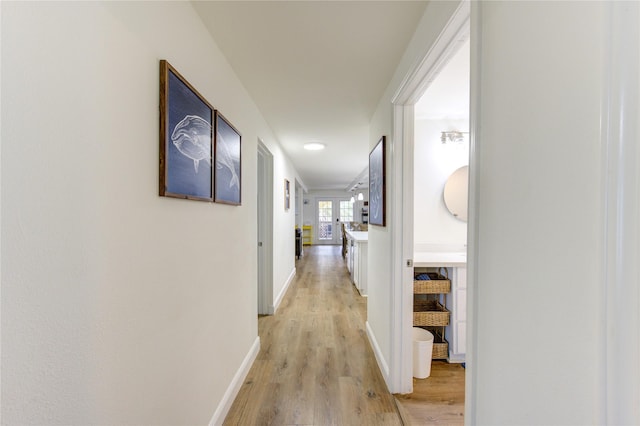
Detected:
[
  {"left": 413, "top": 118, "right": 468, "bottom": 249},
  {"left": 267, "top": 143, "right": 298, "bottom": 308},
  {"left": 470, "top": 2, "right": 606, "bottom": 423},
  {"left": 1, "top": 2, "right": 296, "bottom": 424}
]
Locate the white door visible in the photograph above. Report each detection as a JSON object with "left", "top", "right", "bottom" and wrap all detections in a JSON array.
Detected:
[
  {"left": 257, "top": 148, "right": 265, "bottom": 314},
  {"left": 316, "top": 198, "right": 352, "bottom": 244},
  {"left": 317, "top": 200, "right": 335, "bottom": 243},
  {"left": 257, "top": 142, "right": 273, "bottom": 315},
  {"left": 338, "top": 199, "right": 354, "bottom": 225}
]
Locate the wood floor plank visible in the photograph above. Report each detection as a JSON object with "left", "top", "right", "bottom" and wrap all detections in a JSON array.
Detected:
[
  {"left": 313, "top": 347, "right": 340, "bottom": 425},
  {"left": 223, "top": 359, "right": 271, "bottom": 424},
  {"left": 338, "top": 376, "right": 365, "bottom": 424},
  {"left": 394, "top": 361, "right": 465, "bottom": 425},
  {"left": 281, "top": 329, "right": 316, "bottom": 425},
  {"left": 224, "top": 245, "right": 463, "bottom": 425}
]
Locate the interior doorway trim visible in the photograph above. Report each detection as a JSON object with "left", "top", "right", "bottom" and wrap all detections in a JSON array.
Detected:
[
  {"left": 602, "top": 2, "right": 640, "bottom": 423},
  {"left": 257, "top": 140, "right": 274, "bottom": 315},
  {"left": 388, "top": 0, "right": 470, "bottom": 396}
]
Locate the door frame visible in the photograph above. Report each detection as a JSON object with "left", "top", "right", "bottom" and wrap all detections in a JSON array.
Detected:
[
  {"left": 388, "top": 0, "right": 471, "bottom": 395},
  {"left": 314, "top": 197, "right": 350, "bottom": 245},
  {"left": 257, "top": 140, "right": 274, "bottom": 315},
  {"left": 602, "top": 3, "right": 640, "bottom": 423}
]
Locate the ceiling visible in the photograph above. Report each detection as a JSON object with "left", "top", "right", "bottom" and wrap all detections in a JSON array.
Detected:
[{"left": 192, "top": 1, "right": 429, "bottom": 190}]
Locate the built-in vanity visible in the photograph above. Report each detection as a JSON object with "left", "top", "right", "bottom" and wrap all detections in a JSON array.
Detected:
[
  {"left": 345, "top": 230, "right": 368, "bottom": 296},
  {"left": 413, "top": 249, "right": 466, "bottom": 362}
]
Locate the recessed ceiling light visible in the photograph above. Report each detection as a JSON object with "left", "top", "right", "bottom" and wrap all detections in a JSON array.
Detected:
[{"left": 304, "top": 143, "right": 325, "bottom": 151}]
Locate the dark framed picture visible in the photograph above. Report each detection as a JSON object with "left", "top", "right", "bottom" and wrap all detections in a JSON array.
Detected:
[
  {"left": 159, "top": 60, "right": 214, "bottom": 201},
  {"left": 214, "top": 111, "right": 242, "bottom": 205},
  {"left": 284, "top": 179, "right": 290, "bottom": 210},
  {"left": 369, "top": 136, "right": 386, "bottom": 226}
]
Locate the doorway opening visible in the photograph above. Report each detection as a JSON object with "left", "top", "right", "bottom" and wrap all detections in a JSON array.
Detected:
[
  {"left": 413, "top": 35, "right": 470, "bottom": 364},
  {"left": 388, "top": 0, "right": 471, "bottom": 409},
  {"left": 394, "top": 36, "right": 469, "bottom": 422}
]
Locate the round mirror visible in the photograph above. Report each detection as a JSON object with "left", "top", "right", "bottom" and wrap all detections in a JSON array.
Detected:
[{"left": 443, "top": 166, "right": 469, "bottom": 222}]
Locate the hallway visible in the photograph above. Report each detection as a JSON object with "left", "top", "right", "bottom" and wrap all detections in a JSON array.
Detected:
[{"left": 223, "top": 245, "right": 402, "bottom": 425}]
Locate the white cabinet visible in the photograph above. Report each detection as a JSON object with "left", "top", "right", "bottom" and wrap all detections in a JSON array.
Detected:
[
  {"left": 353, "top": 240, "right": 367, "bottom": 296},
  {"left": 346, "top": 231, "right": 368, "bottom": 296},
  {"left": 446, "top": 267, "right": 466, "bottom": 362}
]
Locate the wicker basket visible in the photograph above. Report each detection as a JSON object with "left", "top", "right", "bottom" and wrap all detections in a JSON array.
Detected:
[
  {"left": 414, "top": 326, "right": 449, "bottom": 359},
  {"left": 432, "top": 333, "right": 449, "bottom": 359},
  {"left": 413, "top": 272, "right": 451, "bottom": 294},
  {"left": 413, "top": 299, "right": 450, "bottom": 326},
  {"left": 413, "top": 267, "right": 451, "bottom": 294}
]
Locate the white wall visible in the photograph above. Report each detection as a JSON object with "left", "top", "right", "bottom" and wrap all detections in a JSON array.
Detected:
[
  {"left": 367, "top": 0, "right": 463, "bottom": 386},
  {"left": 1, "top": 2, "right": 297, "bottom": 424},
  {"left": 413, "top": 118, "right": 468, "bottom": 250},
  {"left": 294, "top": 180, "right": 304, "bottom": 229},
  {"left": 266, "top": 142, "right": 298, "bottom": 311},
  {"left": 469, "top": 2, "right": 607, "bottom": 423}
]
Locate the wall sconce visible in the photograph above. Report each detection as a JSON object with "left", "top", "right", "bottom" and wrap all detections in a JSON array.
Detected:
[{"left": 441, "top": 131, "right": 468, "bottom": 144}]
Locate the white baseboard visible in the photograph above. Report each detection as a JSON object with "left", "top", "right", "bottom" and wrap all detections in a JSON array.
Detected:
[
  {"left": 366, "top": 321, "right": 390, "bottom": 380},
  {"left": 271, "top": 267, "right": 296, "bottom": 314},
  {"left": 208, "top": 336, "right": 260, "bottom": 426},
  {"left": 448, "top": 355, "right": 466, "bottom": 363}
]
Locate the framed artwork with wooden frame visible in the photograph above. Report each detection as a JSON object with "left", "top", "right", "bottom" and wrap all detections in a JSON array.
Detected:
[
  {"left": 284, "top": 179, "right": 290, "bottom": 210},
  {"left": 214, "top": 111, "right": 242, "bottom": 205},
  {"left": 369, "top": 136, "right": 386, "bottom": 226},
  {"left": 159, "top": 60, "right": 214, "bottom": 201}
]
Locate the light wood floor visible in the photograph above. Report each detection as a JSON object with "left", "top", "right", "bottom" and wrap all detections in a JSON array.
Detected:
[
  {"left": 395, "top": 362, "right": 465, "bottom": 425},
  {"left": 223, "top": 245, "right": 464, "bottom": 425}
]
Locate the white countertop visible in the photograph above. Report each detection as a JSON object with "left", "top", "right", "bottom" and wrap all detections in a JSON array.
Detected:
[
  {"left": 413, "top": 251, "right": 466, "bottom": 267},
  {"left": 345, "top": 230, "right": 368, "bottom": 242}
]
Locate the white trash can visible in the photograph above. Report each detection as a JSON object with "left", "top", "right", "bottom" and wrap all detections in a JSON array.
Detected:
[{"left": 412, "top": 327, "right": 434, "bottom": 379}]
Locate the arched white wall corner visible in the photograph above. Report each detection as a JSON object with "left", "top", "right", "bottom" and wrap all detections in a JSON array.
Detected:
[
  {"left": 388, "top": 0, "right": 470, "bottom": 394},
  {"left": 603, "top": 2, "right": 640, "bottom": 424}
]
